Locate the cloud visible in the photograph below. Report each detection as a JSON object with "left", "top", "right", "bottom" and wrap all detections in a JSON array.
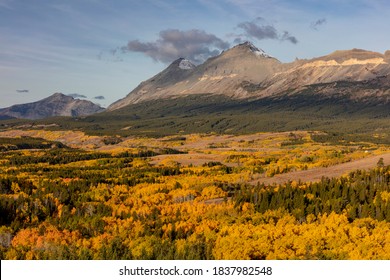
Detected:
[
  {"left": 67, "top": 93, "right": 87, "bottom": 98},
  {"left": 281, "top": 31, "right": 298, "bottom": 44},
  {"left": 237, "top": 18, "right": 278, "bottom": 40},
  {"left": 311, "top": 18, "right": 327, "bottom": 30},
  {"left": 121, "top": 29, "right": 230, "bottom": 64},
  {"left": 94, "top": 95, "right": 105, "bottom": 100},
  {"left": 16, "top": 89, "right": 29, "bottom": 93},
  {"left": 236, "top": 18, "right": 298, "bottom": 44}
]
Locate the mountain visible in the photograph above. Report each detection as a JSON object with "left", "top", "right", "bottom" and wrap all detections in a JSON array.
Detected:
[
  {"left": 108, "top": 43, "right": 390, "bottom": 112},
  {"left": 260, "top": 48, "right": 390, "bottom": 104},
  {"left": 0, "top": 93, "right": 104, "bottom": 120},
  {"left": 108, "top": 41, "right": 281, "bottom": 110},
  {"left": 2, "top": 43, "right": 388, "bottom": 138}
]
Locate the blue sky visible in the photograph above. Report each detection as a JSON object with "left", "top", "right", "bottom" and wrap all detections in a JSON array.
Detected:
[{"left": 1, "top": 0, "right": 390, "bottom": 108}]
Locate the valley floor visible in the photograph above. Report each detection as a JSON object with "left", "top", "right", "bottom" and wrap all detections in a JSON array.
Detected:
[{"left": 0, "top": 129, "right": 389, "bottom": 260}]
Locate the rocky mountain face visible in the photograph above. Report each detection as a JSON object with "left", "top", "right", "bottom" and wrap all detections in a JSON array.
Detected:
[
  {"left": 108, "top": 42, "right": 390, "bottom": 111},
  {"left": 0, "top": 93, "right": 104, "bottom": 120},
  {"left": 261, "top": 48, "right": 390, "bottom": 104}
]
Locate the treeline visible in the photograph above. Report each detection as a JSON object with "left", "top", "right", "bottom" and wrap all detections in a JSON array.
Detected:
[
  {"left": 5, "top": 147, "right": 185, "bottom": 166},
  {"left": 0, "top": 136, "right": 65, "bottom": 151},
  {"left": 234, "top": 166, "right": 390, "bottom": 222}
]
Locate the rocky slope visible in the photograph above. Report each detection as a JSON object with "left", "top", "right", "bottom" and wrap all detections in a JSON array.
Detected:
[
  {"left": 0, "top": 93, "right": 104, "bottom": 120},
  {"left": 261, "top": 48, "right": 390, "bottom": 103}
]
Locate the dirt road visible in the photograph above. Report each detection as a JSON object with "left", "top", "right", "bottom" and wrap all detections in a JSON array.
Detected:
[{"left": 251, "top": 152, "right": 390, "bottom": 185}]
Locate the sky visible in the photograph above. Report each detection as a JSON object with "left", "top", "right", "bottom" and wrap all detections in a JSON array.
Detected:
[{"left": 1, "top": 0, "right": 390, "bottom": 108}]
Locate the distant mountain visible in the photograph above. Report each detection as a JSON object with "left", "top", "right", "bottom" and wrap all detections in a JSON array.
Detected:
[
  {"left": 0, "top": 93, "right": 104, "bottom": 120},
  {"left": 108, "top": 42, "right": 390, "bottom": 111}
]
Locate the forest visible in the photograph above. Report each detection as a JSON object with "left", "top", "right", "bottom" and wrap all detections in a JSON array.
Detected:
[{"left": 0, "top": 131, "right": 389, "bottom": 260}]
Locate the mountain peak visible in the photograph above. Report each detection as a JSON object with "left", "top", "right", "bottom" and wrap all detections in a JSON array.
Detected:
[
  {"left": 51, "top": 92, "right": 67, "bottom": 98},
  {"left": 232, "top": 41, "right": 273, "bottom": 58},
  {"left": 42, "top": 92, "right": 71, "bottom": 103},
  {"left": 239, "top": 41, "right": 260, "bottom": 51},
  {"left": 168, "top": 58, "right": 196, "bottom": 70},
  {"left": 178, "top": 58, "right": 196, "bottom": 70}
]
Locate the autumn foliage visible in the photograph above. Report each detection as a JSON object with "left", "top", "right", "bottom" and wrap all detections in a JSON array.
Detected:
[{"left": 0, "top": 132, "right": 389, "bottom": 260}]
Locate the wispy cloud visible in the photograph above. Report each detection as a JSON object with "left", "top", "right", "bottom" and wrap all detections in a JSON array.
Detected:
[
  {"left": 120, "top": 29, "right": 230, "bottom": 64},
  {"left": 281, "top": 31, "right": 298, "bottom": 44},
  {"left": 16, "top": 89, "right": 29, "bottom": 93},
  {"left": 234, "top": 17, "right": 298, "bottom": 44},
  {"left": 310, "top": 18, "right": 327, "bottom": 30}
]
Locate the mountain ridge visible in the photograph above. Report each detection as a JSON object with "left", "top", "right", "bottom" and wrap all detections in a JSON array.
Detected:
[
  {"left": 108, "top": 42, "right": 390, "bottom": 111},
  {"left": 0, "top": 93, "right": 104, "bottom": 120}
]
